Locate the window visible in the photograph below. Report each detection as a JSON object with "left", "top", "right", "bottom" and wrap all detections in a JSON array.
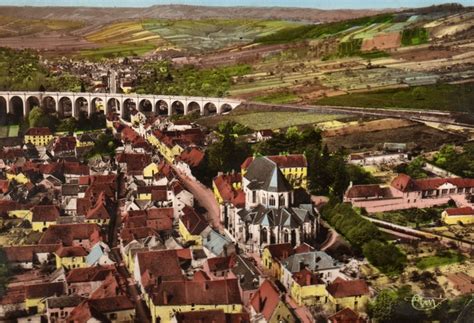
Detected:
[
  {"left": 269, "top": 195, "right": 275, "bottom": 206},
  {"left": 252, "top": 191, "right": 256, "bottom": 203}
]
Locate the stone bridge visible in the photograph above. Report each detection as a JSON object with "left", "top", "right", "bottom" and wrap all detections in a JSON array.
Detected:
[{"left": 0, "top": 91, "right": 243, "bottom": 119}]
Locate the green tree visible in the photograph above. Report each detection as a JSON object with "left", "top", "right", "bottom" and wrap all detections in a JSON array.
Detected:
[{"left": 363, "top": 240, "right": 407, "bottom": 274}]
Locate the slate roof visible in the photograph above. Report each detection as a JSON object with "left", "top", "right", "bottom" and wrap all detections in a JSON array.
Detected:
[
  {"left": 244, "top": 157, "right": 291, "bottom": 193},
  {"left": 47, "top": 295, "right": 84, "bottom": 309},
  {"left": 203, "top": 230, "right": 233, "bottom": 256},
  {"left": 238, "top": 204, "right": 314, "bottom": 228},
  {"left": 281, "top": 251, "right": 340, "bottom": 273}
]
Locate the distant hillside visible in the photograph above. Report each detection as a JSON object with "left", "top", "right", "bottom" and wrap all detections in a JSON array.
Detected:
[{"left": 0, "top": 4, "right": 389, "bottom": 23}]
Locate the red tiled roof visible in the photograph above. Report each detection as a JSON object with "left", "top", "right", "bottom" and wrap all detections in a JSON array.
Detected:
[
  {"left": 136, "top": 249, "right": 184, "bottom": 284},
  {"left": 213, "top": 173, "right": 245, "bottom": 208},
  {"left": 293, "top": 268, "right": 323, "bottom": 286},
  {"left": 178, "top": 148, "right": 205, "bottom": 167},
  {"left": 0, "top": 180, "right": 9, "bottom": 194},
  {"left": 294, "top": 243, "right": 315, "bottom": 254},
  {"left": 345, "top": 185, "right": 387, "bottom": 199},
  {"left": 390, "top": 173, "right": 414, "bottom": 192},
  {"left": 66, "top": 266, "right": 116, "bottom": 283},
  {"left": 328, "top": 308, "right": 366, "bottom": 323},
  {"left": 116, "top": 153, "right": 151, "bottom": 175},
  {"left": 327, "top": 278, "right": 370, "bottom": 298},
  {"left": 207, "top": 256, "right": 235, "bottom": 272},
  {"left": 31, "top": 205, "right": 61, "bottom": 222},
  {"left": 392, "top": 174, "right": 474, "bottom": 192},
  {"left": 53, "top": 136, "right": 76, "bottom": 153},
  {"left": 181, "top": 205, "right": 208, "bottom": 235},
  {"left": 120, "top": 227, "right": 159, "bottom": 244},
  {"left": 175, "top": 310, "right": 250, "bottom": 323},
  {"left": 85, "top": 202, "right": 110, "bottom": 220},
  {"left": 445, "top": 207, "right": 474, "bottom": 216},
  {"left": 39, "top": 223, "right": 101, "bottom": 246},
  {"left": 25, "top": 282, "right": 65, "bottom": 299},
  {"left": 264, "top": 243, "right": 294, "bottom": 261},
  {"left": 0, "top": 200, "right": 22, "bottom": 214},
  {"left": 250, "top": 280, "right": 280, "bottom": 321},
  {"left": 88, "top": 295, "right": 134, "bottom": 312},
  {"left": 3, "top": 244, "right": 60, "bottom": 263},
  {"left": 55, "top": 245, "right": 88, "bottom": 257},
  {"left": 25, "top": 127, "right": 52, "bottom": 136},
  {"left": 151, "top": 278, "right": 242, "bottom": 306}
]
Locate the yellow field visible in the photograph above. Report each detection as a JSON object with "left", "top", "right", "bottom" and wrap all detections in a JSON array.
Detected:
[{"left": 86, "top": 21, "right": 164, "bottom": 45}]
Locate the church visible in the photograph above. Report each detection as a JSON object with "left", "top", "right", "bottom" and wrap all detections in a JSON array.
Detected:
[{"left": 220, "top": 155, "right": 319, "bottom": 253}]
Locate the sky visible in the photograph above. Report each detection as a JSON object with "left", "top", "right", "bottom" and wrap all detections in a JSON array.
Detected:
[{"left": 0, "top": 0, "right": 470, "bottom": 10}]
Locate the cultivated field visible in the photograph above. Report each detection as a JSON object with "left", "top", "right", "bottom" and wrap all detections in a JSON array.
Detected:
[{"left": 197, "top": 109, "right": 345, "bottom": 130}]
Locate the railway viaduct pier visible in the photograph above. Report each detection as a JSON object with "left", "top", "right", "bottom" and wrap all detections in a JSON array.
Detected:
[{"left": 0, "top": 91, "right": 243, "bottom": 120}]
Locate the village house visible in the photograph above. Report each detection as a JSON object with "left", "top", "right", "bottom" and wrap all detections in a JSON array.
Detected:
[
  {"left": 326, "top": 278, "right": 370, "bottom": 312},
  {"left": 30, "top": 205, "right": 62, "bottom": 232},
  {"left": 241, "top": 154, "right": 308, "bottom": 189},
  {"left": 54, "top": 245, "right": 88, "bottom": 270},
  {"left": 65, "top": 266, "right": 117, "bottom": 297},
  {"left": 179, "top": 205, "right": 210, "bottom": 246},
  {"left": 344, "top": 173, "right": 474, "bottom": 213},
  {"left": 3, "top": 244, "right": 60, "bottom": 269},
  {"left": 46, "top": 295, "right": 83, "bottom": 323},
  {"left": 249, "top": 279, "right": 297, "bottom": 323},
  {"left": 441, "top": 207, "right": 474, "bottom": 225},
  {"left": 148, "top": 278, "right": 244, "bottom": 323},
  {"left": 24, "top": 127, "right": 54, "bottom": 147}
]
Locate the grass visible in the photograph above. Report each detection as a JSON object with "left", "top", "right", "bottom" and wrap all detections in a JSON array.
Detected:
[
  {"left": 0, "top": 125, "right": 19, "bottom": 138},
  {"left": 359, "top": 50, "right": 390, "bottom": 59},
  {"left": 316, "top": 83, "right": 474, "bottom": 112},
  {"left": 416, "top": 251, "right": 466, "bottom": 270},
  {"left": 255, "top": 13, "right": 394, "bottom": 44},
  {"left": 78, "top": 44, "right": 156, "bottom": 60},
  {"left": 252, "top": 92, "right": 300, "bottom": 104},
  {"left": 198, "top": 111, "right": 344, "bottom": 130}
]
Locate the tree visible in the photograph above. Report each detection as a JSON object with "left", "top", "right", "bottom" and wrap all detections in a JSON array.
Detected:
[
  {"left": 368, "top": 289, "right": 398, "bottom": 322},
  {"left": 363, "top": 240, "right": 407, "bottom": 274},
  {"left": 57, "top": 117, "right": 77, "bottom": 133}
]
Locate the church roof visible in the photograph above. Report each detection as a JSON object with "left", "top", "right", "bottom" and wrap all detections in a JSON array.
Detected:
[
  {"left": 238, "top": 204, "right": 314, "bottom": 229},
  {"left": 244, "top": 157, "right": 291, "bottom": 193}
]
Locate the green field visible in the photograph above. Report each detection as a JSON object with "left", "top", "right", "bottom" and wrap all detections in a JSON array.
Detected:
[
  {"left": 416, "top": 251, "right": 466, "bottom": 270},
  {"left": 79, "top": 44, "right": 157, "bottom": 59},
  {"left": 252, "top": 92, "right": 300, "bottom": 104},
  {"left": 255, "top": 13, "right": 394, "bottom": 44},
  {"left": 0, "top": 125, "right": 19, "bottom": 138},
  {"left": 197, "top": 111, "right": 344, "bottom": 130},
  {"left": 316, "top": 83, "right": 474, "bottom": 112}
]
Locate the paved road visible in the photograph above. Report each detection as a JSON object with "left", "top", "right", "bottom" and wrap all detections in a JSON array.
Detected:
[{"left": 174, "top": 168, "right": 223, "bottom": 230}]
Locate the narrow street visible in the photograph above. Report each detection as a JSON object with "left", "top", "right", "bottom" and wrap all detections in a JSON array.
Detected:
[
  {"left": 174, "top": 168, "right": 223, "bottom": 230},
  {"left": 111, "top": 249, "right": 151, "bottom": 323}
]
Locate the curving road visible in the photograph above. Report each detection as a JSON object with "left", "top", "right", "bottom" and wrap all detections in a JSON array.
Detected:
[{"left": 173, "top": 167, "right": 223, "bottom": 231}]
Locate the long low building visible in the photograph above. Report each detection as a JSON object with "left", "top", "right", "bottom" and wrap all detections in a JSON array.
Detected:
[{"left": 344, "top": 173, "right": 474, "bottom": 213}]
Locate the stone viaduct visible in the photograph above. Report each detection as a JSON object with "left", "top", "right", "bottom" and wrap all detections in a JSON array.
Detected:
[{"left": 0, "top": 91, "right": 243, "bottom": 119}]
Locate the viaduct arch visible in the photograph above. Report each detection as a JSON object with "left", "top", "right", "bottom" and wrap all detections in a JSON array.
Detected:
[{"left": 0, "top": 92, "right": 242, "bottom": 120}]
